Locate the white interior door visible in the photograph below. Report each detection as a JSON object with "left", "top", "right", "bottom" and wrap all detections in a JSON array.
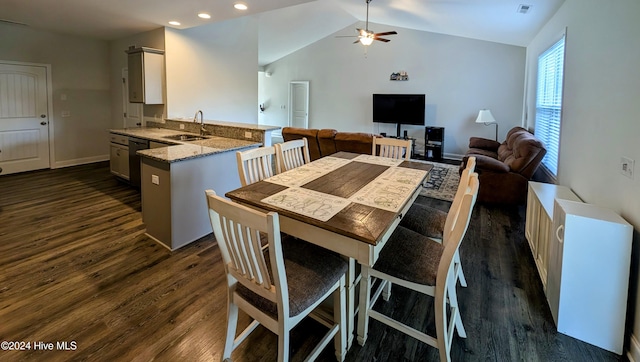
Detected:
[
  {"left": 122, "top": 68, "right": 143, "bottom": 128},
  {"left": 0, "top": 63, "right": 50, "bottom": 175},
  {"left": 289, "top": 81, "right": 309, "bottom": 128}
]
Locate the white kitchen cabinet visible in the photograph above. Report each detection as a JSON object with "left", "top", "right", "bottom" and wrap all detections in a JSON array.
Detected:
[
  {"left": 547, "top": 199, "right": 632, "bottom": 354},
  {"left": 110, "top": 143, "right": 129, "bottom": 180},
  {"left": 525, "top": 182, "right": 581, "bottom": 291},
  {"left": 126, "top": 47, "right": 165, "bottom": 104}
]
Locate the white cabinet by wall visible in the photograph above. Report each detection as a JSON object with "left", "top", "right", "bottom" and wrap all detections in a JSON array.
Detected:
[
  {"left": 548, "top": 199, "right": 632, "bottom": 354},
  {"left": 109, "top": 133, "right": 129, "bottom": 180},
  {"left": 525, "top": 182, "right": 581, "bottom": 291},
  {"left": 126, "top": 47, "right": 165, "bottom": 104}
]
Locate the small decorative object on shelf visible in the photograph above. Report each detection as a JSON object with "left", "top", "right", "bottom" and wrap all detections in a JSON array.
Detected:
[{"left": 390, "top": 71, "right": 408, "bottom": 81}]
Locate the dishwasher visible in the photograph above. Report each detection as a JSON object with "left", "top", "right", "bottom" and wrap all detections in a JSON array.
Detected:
[{"left": 128, "top": 137, "right": 149, "bottom": 189}]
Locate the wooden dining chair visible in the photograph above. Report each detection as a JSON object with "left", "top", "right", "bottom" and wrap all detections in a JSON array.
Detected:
[
  {"left": 236, "top": 146, "right": 277, "bottom": 186},
  {"left": 205, "top": 190, "right": 347, "bottom": 362},
  {"left": 275, "top": 138, "right": 311, "bottom": 173},
  {"left": 400, "top": 156, "right": 477, "bottom": 288},
  {"left": 372, "top": 137, "right": 413, "bottom": 160},
  {"left": 357, "top": 173, "right": 479, "bottom": 362}
]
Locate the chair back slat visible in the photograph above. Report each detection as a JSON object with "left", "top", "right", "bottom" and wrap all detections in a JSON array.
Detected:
[
  {"left": 236, "top": 147, "right": 276, "bottom": 186},
  {"left": 275, "top": 138, "right": 311, "bottom": 172},
  {"left": 206, "top": 190, "right": 288, "bottom": 305},
  {"left": 372, "top": 137, "right": 412, "bottom": 160},
  {"left": 442, "top": 173, "right": 479, "bottom": 247}
]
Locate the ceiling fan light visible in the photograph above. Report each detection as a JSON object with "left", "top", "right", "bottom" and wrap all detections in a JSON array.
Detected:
[{"left": 360, "top": 36, "right": 374, "bottom": 46}]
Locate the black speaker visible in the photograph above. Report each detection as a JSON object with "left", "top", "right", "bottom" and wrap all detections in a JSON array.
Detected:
[
  {"left": 424, "top": 126, "right": 445, "bottom": 160},
  {"left": 425, "top": 127, "right": 444, "bottom": 144},
  {"left": 403, "top": 130, "right": 408, "bottom": 139}
]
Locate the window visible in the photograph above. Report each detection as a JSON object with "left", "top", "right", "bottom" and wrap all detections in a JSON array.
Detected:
[{"left": 535, "top": 35, "right": 565, "bottom": 177}]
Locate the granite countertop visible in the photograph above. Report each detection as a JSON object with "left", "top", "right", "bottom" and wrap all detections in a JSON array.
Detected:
[{"left": 110, "top": 128, "right": 260, "bottom": 163}]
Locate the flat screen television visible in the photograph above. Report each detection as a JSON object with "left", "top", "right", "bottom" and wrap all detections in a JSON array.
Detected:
[{"left": 373, "top": 94, "right": 425, "bottom": 137}]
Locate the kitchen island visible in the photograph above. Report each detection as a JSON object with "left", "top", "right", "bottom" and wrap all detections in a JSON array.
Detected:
[{"left": 110, "top": 127, "right": 261, "bottom": 251}]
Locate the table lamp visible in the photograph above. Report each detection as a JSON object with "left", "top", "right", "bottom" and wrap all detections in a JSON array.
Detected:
[{"left": 475, "top": 109, "right": 498, "bottom": 141}]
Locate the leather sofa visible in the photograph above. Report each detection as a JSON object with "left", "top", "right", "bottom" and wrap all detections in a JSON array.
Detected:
[
  {"left": 282, "top": 127, "right": 381, "bottom": 160},
  {"left": 461, "top": 126, "right": 546, "bottom": 204}
]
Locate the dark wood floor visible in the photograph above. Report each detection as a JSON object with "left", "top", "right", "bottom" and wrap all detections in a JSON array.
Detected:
[{"left": 0, "top": 163, "right": 624, "bottom": 361}]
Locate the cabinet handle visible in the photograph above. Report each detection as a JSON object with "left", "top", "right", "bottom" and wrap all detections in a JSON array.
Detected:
[{"left": 556, "top": 225, "right": 564, "bottom": 244}]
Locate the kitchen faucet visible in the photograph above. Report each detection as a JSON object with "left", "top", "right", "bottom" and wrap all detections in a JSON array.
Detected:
[{"left": 193, "top": 110, "right": 206, "bottom": 136}]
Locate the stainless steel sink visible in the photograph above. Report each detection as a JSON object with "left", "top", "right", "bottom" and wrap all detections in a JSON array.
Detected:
[{"left": 162, "top": 134, "right": 209, "bottom": 141}]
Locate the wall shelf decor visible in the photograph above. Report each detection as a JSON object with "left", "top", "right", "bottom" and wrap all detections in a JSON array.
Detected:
[{"left": 390, "top": 71, "right": 408, "bottom": 81}]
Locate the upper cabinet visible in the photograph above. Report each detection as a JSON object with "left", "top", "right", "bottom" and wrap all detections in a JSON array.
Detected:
[{"left": 126, "top": 47, "right": 165, "bottom": 104}]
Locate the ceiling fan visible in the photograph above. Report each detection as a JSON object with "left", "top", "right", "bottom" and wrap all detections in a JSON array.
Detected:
[{"left": 337, "top": 0, "right": 397, "bottom": 46}]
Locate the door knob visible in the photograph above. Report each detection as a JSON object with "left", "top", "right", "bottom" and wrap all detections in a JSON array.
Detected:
[
  {"left": 40, "top": 121, "right": 48, "bottom": 125},
  {"left": 40, "top": 114, "right": 46, "bottom": 118}
]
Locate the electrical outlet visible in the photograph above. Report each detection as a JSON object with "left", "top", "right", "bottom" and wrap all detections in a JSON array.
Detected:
[
  {"left": 244, "top": 131, "right": 252, "bottom": 139},
  {"left": 151, "top": 174, "right": 160, "bottom": 185},
  {"left": 61, "top": 111, "right": 70, "bottom": 117},
  {"left": 621, "top": 156, "right": 634, "bottom": 179}
]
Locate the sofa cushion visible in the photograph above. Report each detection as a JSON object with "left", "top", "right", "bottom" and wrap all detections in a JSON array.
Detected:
[
  {"left": 468, "top": 137, "right": 501, "bottom": 150},
  {"left": 503, "top": 132, "right": 545, "bottom": 177},
  {"left": 467, "top": 148, "right": 499, "bottom": 159},
  {"left": 282, "top": 127, "right": 321, "bottom": 160},
  {"left": 334, "top": 132, "right": 378, "bottom": 155},
  {"left": 318, "top": 129, "right": 338, "bottom": 157}
]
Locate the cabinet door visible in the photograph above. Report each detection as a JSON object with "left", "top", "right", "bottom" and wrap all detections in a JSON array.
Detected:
[
  {"left": 110, "top": 144, "right": 130, "bottom": 179},
  {"left": 536, "top": 214, "right": 551, "bottom": 286},
  {"left": 524, "top": 187, "right": 539, "bottom": 252},
  {"left": 546, "top": 201, "right": 565, "bottom": 325},
  {"left": 127, "top": 50, "right": 164, "bottom": 104},
  {"left": 127, "top": 53, "right": 144, "bottom": 103}
]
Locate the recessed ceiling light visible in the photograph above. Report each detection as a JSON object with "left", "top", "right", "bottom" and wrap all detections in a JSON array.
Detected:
[
  {"left": 168, "top": 21, "right": 181, "bottom": 26},
  {"left": 234, "top": 3, "right": 248, "bottom": 10},
  {"left": 198, "top": 13, "right": 211, "bottom": 19}
]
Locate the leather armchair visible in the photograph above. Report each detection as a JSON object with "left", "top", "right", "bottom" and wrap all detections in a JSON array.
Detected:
[{"left": 462, "top": 126, "right": 546, "bottom": 204}]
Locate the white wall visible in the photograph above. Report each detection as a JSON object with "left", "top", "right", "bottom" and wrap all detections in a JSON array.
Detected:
[
  {"left": 526, "top": 0, "right": 640, "bottom": 358},
  {"left": 260, "top": 23, "right": 526, "bottom": 157},
  {"left": 165, "top": 17, "right": 259, "bottom": 124},
  {"left": 0, "top": 22, "right": 111, "bottom": 167}
]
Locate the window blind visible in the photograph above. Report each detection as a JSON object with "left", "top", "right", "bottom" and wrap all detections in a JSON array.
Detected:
[{"left": 535, "top": 36, "right": 565, "bottom": 177}]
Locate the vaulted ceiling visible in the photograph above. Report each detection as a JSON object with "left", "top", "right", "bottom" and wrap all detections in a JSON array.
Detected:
[{"left": 0, "top": 0, "right": 565, "bottom": 66}]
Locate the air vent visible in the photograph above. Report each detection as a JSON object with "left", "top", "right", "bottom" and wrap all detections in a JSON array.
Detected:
[{"left": 517, "top": 4, "right": 532, "bottom": 14}]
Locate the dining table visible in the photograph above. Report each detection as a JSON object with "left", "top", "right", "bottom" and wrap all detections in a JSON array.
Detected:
[{"left": 225, "top": 151, "right": 433, "bottom": 347}]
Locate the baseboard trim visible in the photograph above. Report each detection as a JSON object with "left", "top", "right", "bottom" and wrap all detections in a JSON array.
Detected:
[
  {"left": 443, "top": 152, "right": 464, "bottom": 161},
  {"left": 628, "top": 334, "right": 640, "bottom": 362},
  {"left": 53, "top": 155, "right": 109, "bottom": 169}
]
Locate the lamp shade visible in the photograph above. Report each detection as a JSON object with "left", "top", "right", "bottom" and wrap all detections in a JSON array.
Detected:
[{"left": 475, "top": 109, "right": 496, "bottom": 124}]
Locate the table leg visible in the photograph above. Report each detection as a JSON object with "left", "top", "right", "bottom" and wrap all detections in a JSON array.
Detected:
[{"left": 346, "top": 258, "right": 357, "bottom": 349}]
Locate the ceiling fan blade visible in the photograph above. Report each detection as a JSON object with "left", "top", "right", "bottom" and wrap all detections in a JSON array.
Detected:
[
  {"left": 374, "top": 31, "right": 397, "bottom": 36},
  {"left": 374, "top": 38, "right": 391, "bottom": 43},
  {"left": 353, "top": 40, "right": 361, "bottom": 44}
]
